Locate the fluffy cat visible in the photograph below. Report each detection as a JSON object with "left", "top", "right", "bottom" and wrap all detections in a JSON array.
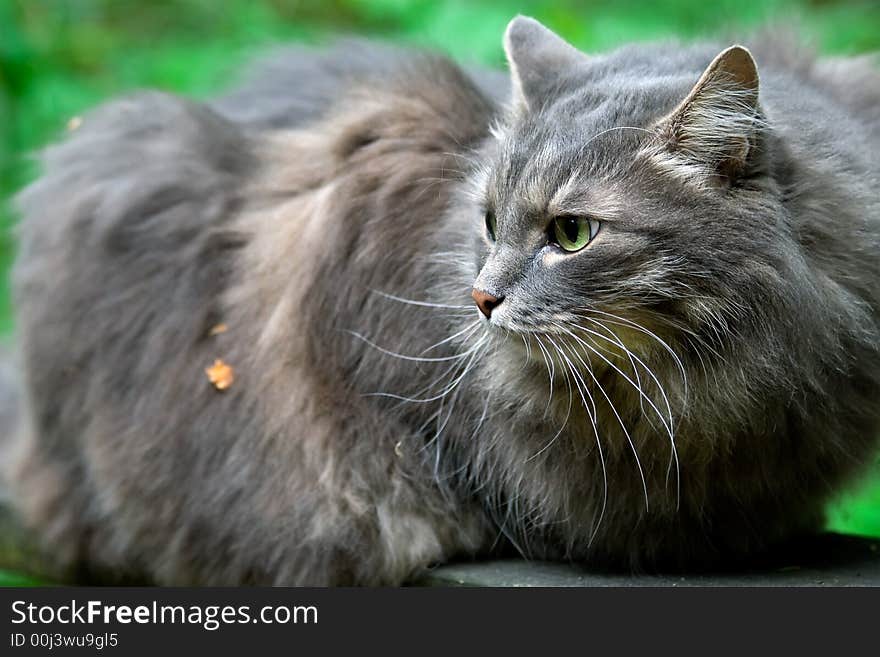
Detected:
[{"left": 4, "top": 17, "right": 879, "bottom": 584}]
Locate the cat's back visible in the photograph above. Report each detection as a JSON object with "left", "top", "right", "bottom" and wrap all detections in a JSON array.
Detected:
[
  {"left": 749, "top": 36, "right": 880, "bottom": 139},
  {"left": 212, "top": 40, "right": 509, "bottom": 130},
  {"left": 749, "top": 39, "right": 880, "bottom": 183},
  {"left": 13, "top": 41, "right": 497, "bottom": 317}
]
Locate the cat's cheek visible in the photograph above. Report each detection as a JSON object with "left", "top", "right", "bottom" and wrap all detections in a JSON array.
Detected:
[
  {"left": 540, "top": 245, "right": 567, "bottom": 268},
  {"left": 472, "top": 238, "right": 493, "bottom": 272}
]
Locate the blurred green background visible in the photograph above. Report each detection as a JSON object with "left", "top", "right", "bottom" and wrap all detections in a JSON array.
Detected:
[{"left": 1, "top": 1, "right": 879, "bottom": 584}]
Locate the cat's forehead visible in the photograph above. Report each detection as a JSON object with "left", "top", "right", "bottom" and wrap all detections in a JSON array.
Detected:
[
  {"left": 484, "top": 136, "right": 625, "bottom": 224},
  {"left": 486, "top": 104, "right": 636, "bottom": 211},
  {"left": 486, "top": 71, "right": 697, "bottom": 213}
]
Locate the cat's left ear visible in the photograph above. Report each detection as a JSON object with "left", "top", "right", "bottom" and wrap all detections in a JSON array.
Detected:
[
  {"left": 504, "top": 16, "right": 586, "bottom": 112},
  {"left": 652, "top": 45, "right": 762, "bottom": 181}
]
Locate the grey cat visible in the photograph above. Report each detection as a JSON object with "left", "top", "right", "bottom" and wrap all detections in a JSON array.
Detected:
[{"left": 4, "top": 16, "right": 880, "bottom": 584}]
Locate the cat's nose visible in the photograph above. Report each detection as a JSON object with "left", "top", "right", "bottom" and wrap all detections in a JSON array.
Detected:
[{"left": 472, "top": 289, "right": 503, "bottom": 318}]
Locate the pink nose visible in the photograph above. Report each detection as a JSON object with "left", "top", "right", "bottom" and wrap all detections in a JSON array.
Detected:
[{"left": 472, "top": 289, "right": 502, "bottom": 318}]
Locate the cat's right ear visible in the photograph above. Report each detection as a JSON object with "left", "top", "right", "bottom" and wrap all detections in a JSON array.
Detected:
[{"left": 503, "top": 16, "right": 585, "bottom": 112}]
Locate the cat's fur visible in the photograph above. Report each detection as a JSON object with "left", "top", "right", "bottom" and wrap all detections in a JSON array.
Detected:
[{"left": 4, "top": 17, "right": 879, "bottom": 584}]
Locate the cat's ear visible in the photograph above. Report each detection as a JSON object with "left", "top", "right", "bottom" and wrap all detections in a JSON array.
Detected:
[
  {"left": 653, "top": 45, "right": 762, "bottom": 181},
  {"left": 503, "top": 16, "right": 585, "bottom": 112}
]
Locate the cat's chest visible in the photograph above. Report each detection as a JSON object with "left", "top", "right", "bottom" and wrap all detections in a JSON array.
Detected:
[{"left": 471, "top": 348, "right": 677, "bottom": 465}]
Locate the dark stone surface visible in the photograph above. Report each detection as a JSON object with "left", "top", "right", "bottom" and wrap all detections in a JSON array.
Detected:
[{"left": 416, "top": 533, "right": 880, "bottom": 587}]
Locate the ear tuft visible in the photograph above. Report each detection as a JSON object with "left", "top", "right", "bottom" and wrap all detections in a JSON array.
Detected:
[{"left": 714, "top": 45, "right": 759, "bottom": 95}]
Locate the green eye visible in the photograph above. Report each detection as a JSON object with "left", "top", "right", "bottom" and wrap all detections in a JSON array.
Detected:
[
  {"left": 485, "top": 210, "right": 497, "bottom": 241},
  {"left": 552, "top": 215, "right": 600, "bottom": 252}
]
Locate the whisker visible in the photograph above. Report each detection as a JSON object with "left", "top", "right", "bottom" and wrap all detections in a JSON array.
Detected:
[
  {"left": 556, "top": 327, "right": 650, "bottom": 514},
  {"left": 546, "top": 337, "right": 608, "bottom": 544},
  {"left": 519, "top": 333, "right": 533, "bottom": 369},
  {"left": 435, "top": 392, "right": 493, "bottom": 484},
  {"left": 576, "top": 319, "right": 651, "bottom": 427},
  {"left": 346, "top": 330, "right": 477, "bottom": 363},
  {"left": 370, "top": 289, "right": 471, "bottom": 310},
  {"left": 532, "top": 334, "right": 555, "bottom": 416},
  {"left": 581, "top": 308, "right": 688, "bottom": 401},
  {"left": 363, "top": 335, "right": 488, "bottom": 404},
  {"left": 580, "top": 318, "right": 681, "bottom": 507},
  {"left": 420, "top": 321, "right": 481, "bottom": 354},
  {"left": 526, "top": 335, "right": 572, "bottom": 462},
  {"left": 560, "top": 320, "right": 674, "bottom": 439},
  {"left": 578, "top": 125, "right": 654, "bottom": 156}
]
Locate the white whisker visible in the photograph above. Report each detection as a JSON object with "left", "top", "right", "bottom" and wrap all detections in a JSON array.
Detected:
[
  {"left": 526, "top": 334, "right": 572, "bottom": 462},
  {"left": 420, "top": 321, "right": 481, "bottom": 353},
  {"left": 346, "top": 330, "right": 477, "bottom": 363},
  {"left": 583, "top": 309, "right": 688, "bottom": 401},
  {"left": 546, "top": 337, "right": 607, "bottom": 543},
  {"left": 556, "top": 327, "right": 650, "bottom": 514},
  {"left": 579, "top": 317, "right": 681, "bottom": 506},
  {"left": 561, "top": 320, "right": 674, "bottom": 438},
  {"left": 370, "top": 289, "right": 471, "bottom": 310},
  {"left": 364, "top": 335, "right": 488, "bottom": 404},
  {"left": 532, "top": 334, "right": 555, "bottom": 416}
]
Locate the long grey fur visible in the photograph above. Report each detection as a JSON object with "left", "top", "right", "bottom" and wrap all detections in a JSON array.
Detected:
[{"left": 4, "top": 17, "right": 879, "bottom": 584}]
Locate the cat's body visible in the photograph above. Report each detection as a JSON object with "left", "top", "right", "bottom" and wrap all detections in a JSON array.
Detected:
[{"left": 5, "top": 18, "right": 880, "bottom": 584}]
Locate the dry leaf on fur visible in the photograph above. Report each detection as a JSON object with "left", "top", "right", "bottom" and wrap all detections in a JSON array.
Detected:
[{"left": 206, "top": 359, "right": 234, "bottom": 390}]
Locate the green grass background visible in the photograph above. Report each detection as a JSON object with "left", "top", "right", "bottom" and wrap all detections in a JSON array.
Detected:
[{"left": 1, "top": 1, "right": 879, "bottom": 583}]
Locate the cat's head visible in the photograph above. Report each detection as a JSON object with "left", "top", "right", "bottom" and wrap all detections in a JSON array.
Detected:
[{"left": 468, "top": 17, "right": 785, "bottom": 366}]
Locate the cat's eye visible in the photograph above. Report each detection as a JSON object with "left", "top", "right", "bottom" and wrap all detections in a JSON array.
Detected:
[
  {"left": 551, "top": 215, "right": 600, "bottom": 252},
  {"left": 485, "top": 210, "right": 497, "bottom": 242}
]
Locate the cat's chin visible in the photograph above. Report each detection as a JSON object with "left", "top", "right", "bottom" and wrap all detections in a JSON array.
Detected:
[{"left": 483, "top": 323, "right": 619, "bottom": 388}]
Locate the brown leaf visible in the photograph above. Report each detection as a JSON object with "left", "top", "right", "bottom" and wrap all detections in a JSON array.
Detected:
[{"left": 205, "top": 359, "right": 234, "bottom": 391}]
